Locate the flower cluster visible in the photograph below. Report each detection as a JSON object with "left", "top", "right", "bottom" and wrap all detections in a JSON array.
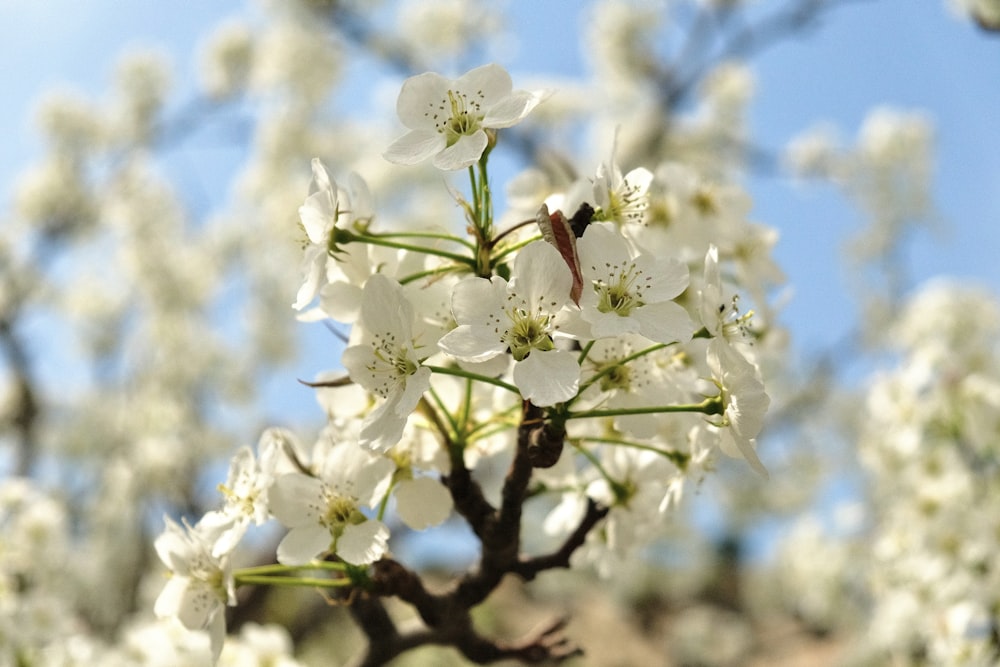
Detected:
[
  {"left": 150, "top": 62, "right": 778, "bottom": 662},
  {"left": 854, "top": 280, "right": 1000, "bottom": 665}
]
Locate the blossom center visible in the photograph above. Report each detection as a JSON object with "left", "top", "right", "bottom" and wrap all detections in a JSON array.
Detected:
[
  {"left": 592, "top": 262, "right": 646, "bottom": 317},
  {"left": 321, "top": 487, "right": 361, "bottom": 531},
  {"left": 366, "top": 333, "right": 418, "bottom": 398},
  {"left": 608, "top": 178, "right": 649, "bottom": 224},
  {"left": 716, "top": 296, "right": 755, "bottom": 343},
  {"left": 598, "top": 361, "right": 631, "bottom": 392},
  {"left": 500, "top": 302, "right": 555, "bottom": 362},
  {"left": 429, "top": 89, "right": 486, "bottom": 145}
]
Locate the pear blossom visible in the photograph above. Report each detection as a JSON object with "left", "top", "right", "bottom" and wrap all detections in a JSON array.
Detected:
[
  {"left": 153, "top": 511, "right": 236, "bottom": 661},
  {"left": 592, "top": 159, "right": 654, "bottom": 226},
  {"left": 438, "top": 241, "right": 579, "bottom": 406},
  {"left": 294, "top": 161, "right": 375, "bottom": 314},
  {"left": 268, "top": 441, "right": 394, "bottom": 566},
  {"left": 211, "top": 435, "right": 280, "bottom": 556},
  {"left": 706, "top": 338, "right": 769, "bottom": 478},
  {"left": 576, "top": 222, "right": 694, "bottom": 343},
  {"left": 341, "top": 273, "right": 434, "bottom": 453},
  {"left": 577, "top": 333, "right": 691, "bottom": 439},
  {"left": 699, "top": 244, "right": 753, "bottom": 345},
  {"left": 384, "top": 63, "right": 547, "bottom": 170},
  {"left": 294, "top": 158, "right": 340, "bottom": 311},
  {"left": 571, "top": 446, "right": 681, "bottom": 578}
]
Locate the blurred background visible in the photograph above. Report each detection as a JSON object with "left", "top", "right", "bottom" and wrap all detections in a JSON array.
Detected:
[{"left": 2, "top": 1, "right": 1000, "bottom": 665}]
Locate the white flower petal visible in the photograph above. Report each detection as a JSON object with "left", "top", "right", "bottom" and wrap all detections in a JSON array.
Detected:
[
  {"left": 396, "top": 366, "right": 432, "bottom": 417},
  {"left": 395, "top": 72, "right": 450, "bottom": 129},
  {"left": 513, "top": 350, "right": 579, "bottom": 406},
  {"left": 354, "top": 455, "right": 397, "bottom": 508},
  {"left": 154, "top": 575, "right": 189, "bottom": 620},
  {"left": 207, "top": 608, "right": 227, "bottom": 663},
  {"left": 269, "top": 474, "right": 324, "bottom": 527},
  {"left": 360, "top": 274, "right": 412, "bottom": 338},
  {"left": 577, "top": 223, "right": 629, "bottom": 269},
  {"left": 276, "top": 525, "right": 331, "bottom": 566},
  {"left": 634, "top": 302, "right": 695, "bottom": 344},
  {"left": 298, "top": 190, "right": 335, "bottom": 244},
  {"left": 433, "top": 131, "right": 489, "bottom": 170},
  {"left": 510, "top": 241, "right": 573, "bottom": 310},
  {"left": 384, "top": 129, "right": 448, "bottom": 165},
  {"left": 483, "top": 89, "right": 547, "bottom": 128},
  {"left": 450, "top": 276, "right": 504, "bottom": 324},
  {"left": 455, "top": 63, "right": 513, "bottom": 105},
  {"left": 700, "top": 245, "right": 723, "bottom": 332},
  {"left": 337, "top": 520, "right": 390, "bottom": 565},
  {"left": 154, "top": 518, "right": 192, "bottom": 574},
  {"left": 319, "top": 280, "right": 362, "bottom": 323},
  {"left": 585, "top": 308, "right": 640, "bottom": 339},
  {"left": 359, "top": 396, "right": 408, "bottom": 453},
  {"left": 293, "top": 246, "right": 327, "bottom": 310},
  {"left": 639, "top": 256, "right": 689, "bottom": 301},
  {"left": 438, "top": 325, "right": 506, "bottom": 362},
  {"left": 175, "top": 581, "right": 217, "bottom": 631}
]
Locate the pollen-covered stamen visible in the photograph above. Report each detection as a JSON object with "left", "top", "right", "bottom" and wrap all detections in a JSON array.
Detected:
[
  {"left": 217, "top": 481, "right": 258, "bottom": 517},
  {"left": 692, "top": 186, "right": 718, "bottom": 217},
  {"left": 178, "top": 541, "right": 229, "bottom": 606},
  {"left": 364, "top": 331, "right": 418, "bottom": 398},
  {"left": 424, "top": 88, "right": 487, "bottom": 144},
  {"left": 597, "top": 361, "right": 632, "bottom": 392},
  {"left": 717, "top": 295, "right": 755, "bottom": 343},
  {"left": 306, "top": 482, "right": 362, "bottom": 536},
  {"left": 491, "top": 293, "right": 557, "bottom": 362},
  {"left": 591, "top": 260, "right": 650, "bottom": 317},
  {"left": 609, "top": 177, "right": 650, "bottom": 224}
]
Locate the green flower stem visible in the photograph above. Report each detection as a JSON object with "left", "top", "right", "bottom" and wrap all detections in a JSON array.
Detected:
[
  {"left": 468, "top": 165, "right": 479, "bottom": 226},
  {"left": 469, "top": 157, "right": 495, "bottom": 277},
  {"left": 362, "top": 229, "right": 476, "bottom": 251},
  {"left": 377, "top": 480, "right": 394, "bottom": 522},
  {"left": 569, "top": 342, "right": 672, "bottom": 407},
  {"left": 351, "top": 232, "right": 475, "bottom": 267},
  {"left": 571, "top": 440, "right": 628, "bottom": 502},
  {"left": 565, "top": 396, "right": 723, "bottom": 421},
  {"left": 477, "top": 158, "right": 491, "bottom": 234},
  {"left": 576, "top": 340, "right": 596, "bottom": 366},
  {"left": 424, "top": 364, "right": 520, "bottom": 395},
  {"left": 490, "top": 217, "right": 539, "bottom": 247},
  {"left": 459, "top": 377, "right": 473, "bottom": 438},
  {"left": 235, "top": 575, "right": 353, "bottom": 588},
  {"left": 425, "top": 386, "right": 460, "bottom": 441},
  {"left": 397, "top": 264, "right": 466, "bottom": 286},
  {"left": 235, "top": 562, "right": 347, "bottom": 576},
  {"left": 490, "top": 234, "right": 543, "bottom": 263},
  {"left": 585, "top": 436, "right": 689, "bottom": 468},
  {"left": 465, "top": 406, "right": 520, "bottom": 440}
]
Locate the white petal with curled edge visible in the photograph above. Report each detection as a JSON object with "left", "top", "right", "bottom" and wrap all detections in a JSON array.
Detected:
[
  {"left": 513, "top": 349, "right": 579, "bottom": 407},
  {"left": 276, "top": 525, "right": 331, "bottom": 566},
  {"left": 384, "top": 129, "right": 448, "bottom": 165},
  {"left": 337, "top": 520, "right": 390, "bottom": 565}
]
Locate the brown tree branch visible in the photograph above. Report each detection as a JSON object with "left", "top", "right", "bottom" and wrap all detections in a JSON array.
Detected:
[{"left": 513, "top": 498, "right": 610, "bottom": 582}]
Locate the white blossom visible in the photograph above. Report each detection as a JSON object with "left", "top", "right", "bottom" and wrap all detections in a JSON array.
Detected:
[
  {"left": 576, "top": 222, "right": 694, "bottom": 343},
  {"left": 341, "top": 273, "right": 434, "bottom": 452},
  {"left": 153, "top": 511, "right": 236, "bottom": 661},
  {"left": 268, "top": 441, "right": 394, "bottom": 566},
  {"left": 384, "top": 63, "right": 547, "bottom": 170},
  {"left": 438, "top": 241, "right": 579, "bottom": 406}
]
